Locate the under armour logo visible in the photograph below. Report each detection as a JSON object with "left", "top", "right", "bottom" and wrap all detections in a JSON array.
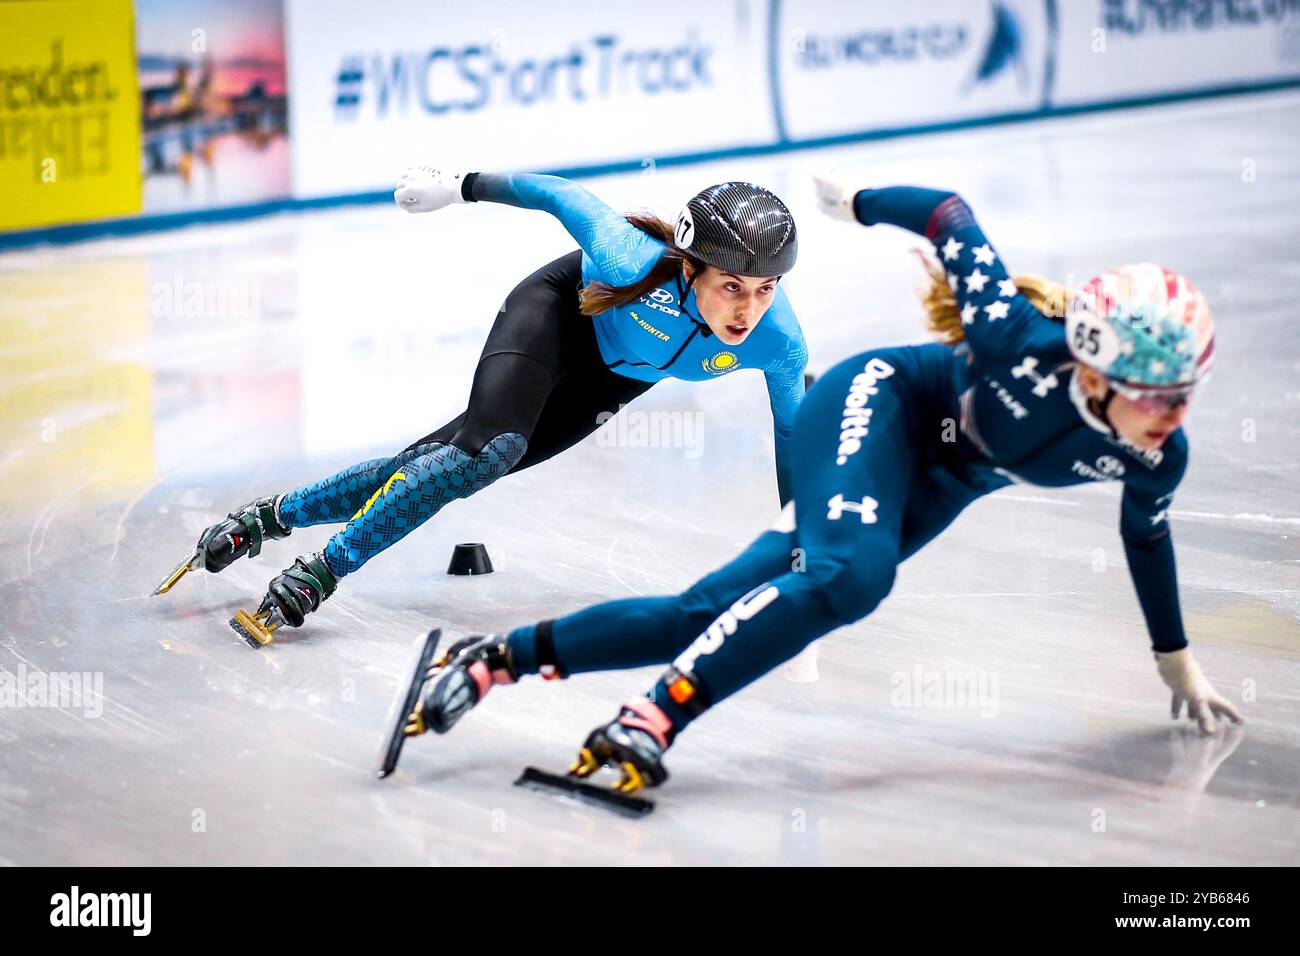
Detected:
[
  {"left": 1011, "top": 356, "right": 1059, "bottom": 397},
  {"left": 827, "top": 493, "right": 878, "bottom": 524}
]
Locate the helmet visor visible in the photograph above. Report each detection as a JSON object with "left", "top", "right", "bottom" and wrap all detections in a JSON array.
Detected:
[{"left": 1110, "top": 379, "right": 1199, "bottom": 413}]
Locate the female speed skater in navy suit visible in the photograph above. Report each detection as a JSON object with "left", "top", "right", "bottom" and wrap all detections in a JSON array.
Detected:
[{"left": 394, "top": 177, "right": 1242, "bottom": 794}]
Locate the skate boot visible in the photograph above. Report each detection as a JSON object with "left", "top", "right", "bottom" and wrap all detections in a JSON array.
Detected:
[
  {"left": 153, "top": 494, "right": 291, "bottom": 595},
  {"left": 229, "top": 551, "right": 337, "bottom": 648},
  {"left": 513, "top": 697, "right": 671, "bottom": 816},
  {"left": 405, "top": 635, "right": 518, "bottom": 737},
  {"left": 570, "top": 697, "right": 674, "bottom": 794}
]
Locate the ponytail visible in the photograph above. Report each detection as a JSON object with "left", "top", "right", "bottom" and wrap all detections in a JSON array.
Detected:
[
  {"left": 578, "top": 213, "right": 705, "bottom": 316},
  {"left": 914, "top": 249, "right": 1071, "bottom": 345}
]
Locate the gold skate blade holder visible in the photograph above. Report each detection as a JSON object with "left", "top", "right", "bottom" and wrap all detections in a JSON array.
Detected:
[
  {"left": 399, "top": 652, "right": 459, "bottom": 738},
  {"left": 565, "top": 748, "right": 646, "bottom": 793},
  {"left": 614, "top": 761, "right": 646, "bottom": 795},
  {"left": 403, "top": 708, "right": 427, "bottom": 737},
  {"left": 152, "top": 549, "right": 202, "bottom": 596},
  {"left": 568, "top": 747, "right": 600, "bottom": 778},
  {"left": 229, "top": 608, "right": 280, "bottom": 648}
]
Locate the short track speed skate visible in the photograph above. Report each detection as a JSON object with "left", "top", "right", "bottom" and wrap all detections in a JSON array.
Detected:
[
  {"left": 153, "top": 494, "right": 291, "bottom": 595},
  {"left": 376, "top": 628, "right": 444, "bottom": 778},
  {"left": 514, "top": 697, "right": 673, "bottom": 818},
  {"left": 228, "top": 551, "right": 338, "bottom": 648},
  {"left": 375, "top": 630, "right": 515, "bottom": 777},
  {"left": 513, "top": 766, "right": 656, "bottom": 818},
  {"left": 153, "top": 548, "right": 203, "bottom": 597}
]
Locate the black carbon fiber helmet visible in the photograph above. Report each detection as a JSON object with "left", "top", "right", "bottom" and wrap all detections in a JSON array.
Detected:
[{"left": 673, "top": 182, "right": 798, "bottom": 277}]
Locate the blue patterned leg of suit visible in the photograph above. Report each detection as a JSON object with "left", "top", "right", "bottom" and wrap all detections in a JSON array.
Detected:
[
  {"left": 321, "top": 433, "right": 528, "bottom": 576},
  {"left": 277, "top": 443, "right": 443, "bottom": 529}
]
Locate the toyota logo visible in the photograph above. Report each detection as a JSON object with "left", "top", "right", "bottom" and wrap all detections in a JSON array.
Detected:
[{"left": 1096, "top": 456, "right": 1125, "bottom": 477}]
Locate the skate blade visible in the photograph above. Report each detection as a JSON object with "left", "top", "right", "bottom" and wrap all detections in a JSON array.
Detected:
[
  {"left": 152, "top": 550, "right": 201, "bottom": 596},
  {"left": 229, "top": 608, "right": 279, "bottom": 648},
  {"left": 514, "top": 766, "right": 655, "bottom": 818},
  {"left": 375, "top": 628, "right": 443, "bottom": 779}
]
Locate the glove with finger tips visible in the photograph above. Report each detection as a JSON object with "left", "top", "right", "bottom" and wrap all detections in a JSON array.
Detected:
[{"left": 257, "top": 552, "right": 339, "bottom": 628}]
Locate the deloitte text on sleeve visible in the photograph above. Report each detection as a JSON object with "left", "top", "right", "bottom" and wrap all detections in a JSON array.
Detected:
[{"left": 285, "top": 0, "right": 772, "bottom": 197}]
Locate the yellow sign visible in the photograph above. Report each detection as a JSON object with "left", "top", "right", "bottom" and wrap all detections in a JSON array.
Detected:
[{"left": 0, "top": 0, "right": 141, "bottom": 230}]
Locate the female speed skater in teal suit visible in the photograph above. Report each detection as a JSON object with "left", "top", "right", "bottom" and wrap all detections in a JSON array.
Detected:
[
  {"left": 154, "top": 167, "right": 809, "bottom": 646},
  {"left": 393, "top": 176, "right": 1242, "bottom": 795}
]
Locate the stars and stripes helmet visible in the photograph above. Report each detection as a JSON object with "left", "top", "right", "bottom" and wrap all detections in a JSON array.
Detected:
[
  {"left": 673, "top": 182, "right": 798, "bottom": 277},
  {"left": 1065, "top": 263, "right": 1215, "bottom": 396}
]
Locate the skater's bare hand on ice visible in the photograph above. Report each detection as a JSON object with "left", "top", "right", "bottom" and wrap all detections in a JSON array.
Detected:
[
  {"left": 394, "top": 165, "right": 469, "bottom": 213},
  {"left": 1155, "top": 648, "right": 1244, "bottom": 735}
]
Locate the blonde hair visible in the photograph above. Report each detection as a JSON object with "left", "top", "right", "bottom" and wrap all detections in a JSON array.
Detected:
[{"left": 914, "top": 249, "right": 1071, "bottom": 345}]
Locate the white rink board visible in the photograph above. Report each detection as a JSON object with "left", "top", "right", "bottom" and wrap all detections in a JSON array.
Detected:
[
  {"left": 1053, "top": 0, "right": 1300, "bottom": 104},
  {"left": 772, "top": 0, "right": 1053, "bottom": 139},
  {"left": 285, "top": 0, "right": 774, "bottom": 197},
  {"left": 284, "top": 0, "right": 1300, "bottom": 202}
]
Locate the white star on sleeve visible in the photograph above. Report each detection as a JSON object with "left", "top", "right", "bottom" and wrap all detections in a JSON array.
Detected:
[
  {"left": 948, "top": 272, "right": 958, "bottom": 292},
  {"left": 998, "top": 278, "right": 1017, "bottom": 298},
  {"left": 964, "top": 268, "right": 988, "bottom": 293},
  {"left": 941, "top": 237, "right": 964, "bottom": 261},
  {"left": 972, "top": 243, "right": 996, "bottom": 266},
  {"left": 961, "top": 302, "right": 978, "bottom": 325},
  {"left": 984, "top": 300, "right": 1010, "bottom": 321}
]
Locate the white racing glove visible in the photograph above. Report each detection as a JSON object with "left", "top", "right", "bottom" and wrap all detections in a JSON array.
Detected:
[
  {"left": 812, "top": 174, "right": 859, "bottom": 224},
  {"left": 783, "top": 642, "right": 820, "bottom": 684},
  {"left": 394, "top": 165, "right": 470, "bottom": 213},
  {"left": 1154, "top": 648, "right": 1244, "bottom": 735}
]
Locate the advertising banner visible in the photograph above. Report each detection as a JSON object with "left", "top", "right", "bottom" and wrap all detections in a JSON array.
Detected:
[
  {"left": 135, "top": 0, "right": 290, "bottom": 212},
  {"left": 1052, "top": 0, "right": 1300, "bottom": 105},
  {"left": 0, "top": 0, "right": 141, "bottom": 230},
  {"left": 773, "top": 0, "right": 1053, "bottom": 141},
  {"left": 284, "top": 0, "right": 775, "bottom": 198},
  {"left": 4, "top": 0, "right": 1300, "bottom": 239}
]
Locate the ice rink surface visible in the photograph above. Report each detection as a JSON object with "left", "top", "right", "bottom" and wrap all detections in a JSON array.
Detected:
[{"left": 2, "top": 91, "right": 1298, "bottom": 866}]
